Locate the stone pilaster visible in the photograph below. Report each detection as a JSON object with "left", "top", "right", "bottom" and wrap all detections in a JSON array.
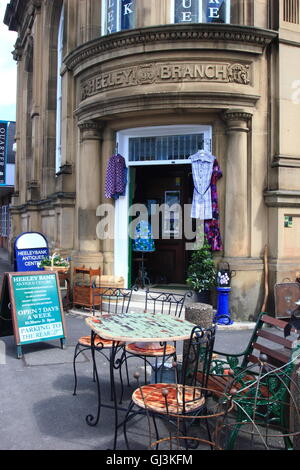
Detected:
[
  {"left": 223, "top": 109, "right": 252, "bottom": 258},
  {"left": 74, "top": 120, "right": 104, "bottom": 270}
]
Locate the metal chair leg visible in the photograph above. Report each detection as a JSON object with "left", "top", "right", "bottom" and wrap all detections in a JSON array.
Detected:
[{"left": 123, "top": 400, "right": 135, "bottom": 450}]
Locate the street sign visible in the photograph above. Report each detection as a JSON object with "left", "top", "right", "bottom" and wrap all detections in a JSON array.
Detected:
[
  {"left": 0, "top": 121, "right": 8, "bottom": 185},
  {"left": 0, "top": 271, "right": 66, "bottom": 358},
  {"left": 14, "top": 232, "right": 49, "bottom": 271}
]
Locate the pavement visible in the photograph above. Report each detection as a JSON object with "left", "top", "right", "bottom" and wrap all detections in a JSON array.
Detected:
[
  {"left": 0, "top": 250, "right": 287, "bottom": 452},
  {"left": 0, "top": 314, "right": 256, "bottom": 451}
]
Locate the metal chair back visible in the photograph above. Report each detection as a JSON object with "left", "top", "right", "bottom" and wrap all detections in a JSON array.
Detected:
[
  {"left": 177, "top": 325, "right": 216, "bottom": 407},
  {"left": 145, "top": 289, "right": 192, "bottom": 318},
  {"left": 92, "top": 284, "right": 136, "bottom": 316}
]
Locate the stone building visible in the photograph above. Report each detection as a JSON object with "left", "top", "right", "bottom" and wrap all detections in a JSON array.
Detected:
[{"left": 3, "top": 0, "right": 300, "bottom": 320}]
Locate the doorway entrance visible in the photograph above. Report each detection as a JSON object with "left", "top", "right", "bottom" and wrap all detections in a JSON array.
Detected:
[
  {"left": 131, "top": 164, "right": 193, "bottom": 285},
  {"left": 115, "top": 125, "right": 212, "bottom": 287}
]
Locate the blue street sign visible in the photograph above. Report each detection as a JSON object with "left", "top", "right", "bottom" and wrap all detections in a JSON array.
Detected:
[{"left": 14, "top": 232, "right": 49, "bottom": 272}]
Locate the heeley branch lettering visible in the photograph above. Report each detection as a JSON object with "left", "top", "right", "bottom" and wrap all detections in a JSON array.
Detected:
[{"left": 81, "top": 62, "right": 250, "bottom": 99}]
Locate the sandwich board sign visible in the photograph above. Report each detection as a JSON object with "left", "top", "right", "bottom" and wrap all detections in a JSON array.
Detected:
[
  {"left": 14, "top": 232, "right": 49, "bottom": 272},
  {"left": 0, "top": 271, "right": 66, "bottom": 358}
]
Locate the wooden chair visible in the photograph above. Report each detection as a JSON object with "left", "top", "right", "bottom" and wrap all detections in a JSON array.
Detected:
[
  {"left": 125, "top": 289, "right": 192, "bottom": 383},
  {"left": 123, "top": 325, "right": 222, "bottom": 450},
  {"left": 73, "top": 286, "right": 135, "bottom": 402},
  {"left": 199, "top": 312, "right": 300, "bottom": 449}
]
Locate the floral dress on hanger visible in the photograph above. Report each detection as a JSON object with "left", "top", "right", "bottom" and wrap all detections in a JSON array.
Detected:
[{"left": 204, "top": 159, "right": 223, "bottom": 252}]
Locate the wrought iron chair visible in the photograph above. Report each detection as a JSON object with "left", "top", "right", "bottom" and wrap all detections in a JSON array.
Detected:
[
  {"left": 124, "top": 289, "right": 192, "bottom": 383},
  {"left": 123, "top": 324, "right": 221, "bottom": 450},
  {"left": 73, "top": 285, "right": 135, "bottom": 401},
  {"left": 220, "top": 351, "right": 300, "bottom": 450}
]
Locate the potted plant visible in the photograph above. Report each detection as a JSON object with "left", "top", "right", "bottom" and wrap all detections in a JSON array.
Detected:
[
  {"left": 39, "top": 252, "right": 70, "bottom": 273},
  {"left": 186, "top": 238, "right": 217, "bottom": 304}
]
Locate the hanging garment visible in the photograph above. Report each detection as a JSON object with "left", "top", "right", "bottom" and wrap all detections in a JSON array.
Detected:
[
  {"left": 133, "top": 220, "right": 155, "bottom": 252},
  {"left": 105, "top": 153, "right": 127, "bottom": 199},
  {"left": 204, "top": 159, "right": 223, "bottom": 252},
  {"left": 189, "top": 149, "right": 215, "bottom": 220}
]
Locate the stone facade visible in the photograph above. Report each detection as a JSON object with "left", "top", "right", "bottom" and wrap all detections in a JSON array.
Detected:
[{"left": 4, "top": 0, "right": 300, "bottom": 320}]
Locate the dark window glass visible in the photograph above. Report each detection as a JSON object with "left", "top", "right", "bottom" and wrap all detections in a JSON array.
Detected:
[
  {"left": 174, "top": 0, "right": 199, "bottom": 23},
  {"left": 204, "top": 0, "right": 228, "bottom": 23},
  {"left": 106, "top": 0, "right": 118, "bottom": 34},
  {"left": 174, "top": 0, "right": 230, "bottom": 24},
  {"left": 121, "top": 0, "right": 136, "bottom": 30}
]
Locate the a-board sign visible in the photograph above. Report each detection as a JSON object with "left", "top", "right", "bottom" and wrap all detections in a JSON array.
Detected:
[
  {"left": 0, "top": 271, "right": 66, "bottom": 358},
  {"left": 14, "top": 232, "right": 49, "bottom": 272}
]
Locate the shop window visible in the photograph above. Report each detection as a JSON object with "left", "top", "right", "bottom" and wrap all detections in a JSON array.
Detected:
[
  {"left": 102, "top": 0, "right": 136, "bottom": 35},
  {"left": 173, "top": 0, "right": 231, "bottom": 24}
]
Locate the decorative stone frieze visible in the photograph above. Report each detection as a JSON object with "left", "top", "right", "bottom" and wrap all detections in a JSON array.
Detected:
[
  {"left": 81, "top": 62, "right": 251, "bottom": 101},
  {"left": 223, "top": 109, "right": 253, "bottom": 123},
  {"left": 65, "top": 24, "right": 277, "bottom": 73}
]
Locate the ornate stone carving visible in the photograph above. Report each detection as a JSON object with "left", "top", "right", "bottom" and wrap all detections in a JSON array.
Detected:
[
  {"left": 80, "top": 61, "right": 251, "bottom": 100},
  {"left": 13, "top": 38, "right": 23, "bottom": 61},
  {"left": 136, "top": 64, "right": 157, "bottom": 85},
  {"left": 78, "top": 121, "right": 102, "bottom": 141},
  {"left": 223, "top": 110, "right": 253, "bottom": 123},
  {"left": 65, "top": 24, "right": 277, "bottom": 72},
  {"left": 228, "top": 64, "right": 250, "bottom": 85}
]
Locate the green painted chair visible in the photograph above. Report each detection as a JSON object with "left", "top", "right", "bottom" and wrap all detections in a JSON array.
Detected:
[{"left": 199, "top": 313, "right": 300, "bottom": 449}]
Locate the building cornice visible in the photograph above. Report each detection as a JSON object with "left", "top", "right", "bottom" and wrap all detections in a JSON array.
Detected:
[
  {"left": 10, "top": 192, "right": 76, "bottom": 214},
  {"left": 272, "top": 154, "right": 300, "bottom": 168},
  {"left": 76, "top": 91, "right": 259, "bottom": 122},
  {"left": 264, "top": 190, "right": 300, "bottom": 208},
  {"left": 65, "top": 24, "right": 278, "bottom": 74}
]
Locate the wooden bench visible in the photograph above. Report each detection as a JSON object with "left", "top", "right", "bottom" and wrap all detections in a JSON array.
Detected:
[{"left": 207, "top": 313, "right": 297, "bottom": 382}]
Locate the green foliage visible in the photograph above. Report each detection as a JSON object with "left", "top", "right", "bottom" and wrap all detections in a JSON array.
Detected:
[
  {"left": 38, "top": 255, "right": 69, "bottom": 268},
  {"left": 186, "top": 239, "right": 216, "bottom": 292}
]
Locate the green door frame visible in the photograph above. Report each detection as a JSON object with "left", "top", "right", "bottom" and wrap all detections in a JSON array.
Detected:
[{"left": 127, "top": 167, "right": 136, "bottom": 287}]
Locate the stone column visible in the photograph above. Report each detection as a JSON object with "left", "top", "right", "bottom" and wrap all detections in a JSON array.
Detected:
[
  {"left": 74, "top": 121, "right": 103, "bottom": 270},
  {"left": 223, "top": 110, "right": 252, "bottom": 258}
]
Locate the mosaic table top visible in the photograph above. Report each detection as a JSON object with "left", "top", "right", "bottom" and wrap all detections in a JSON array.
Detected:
[{"left": 86, "top": 312, "right": 196, "bottom": 343}]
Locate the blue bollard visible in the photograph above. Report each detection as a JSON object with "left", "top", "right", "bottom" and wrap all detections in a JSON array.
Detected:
[{"left": 214, "top": 286, "right": 234, "bottom": 325}]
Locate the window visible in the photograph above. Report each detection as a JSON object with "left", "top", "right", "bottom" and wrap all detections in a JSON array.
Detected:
[
  {"left": 283, "top": 0, "right": 300, "bottom": 24},
  {"left": 102, "top": 0, "right": 136, "bottom": 35},
  {"left": 0, "top": 206, "right": 10, "bottom": 237},
  {"left": 172, "top": 0, "right": 230, "bottom": 24},
  {"left": 129, "top": 133, "right": 207, "bottom": 163},
  {"left": 55, "top": 7, "right": 64, "bottom": 174},
  {"left": 119, "top": 125, "right": 212, "bottom": 166}
]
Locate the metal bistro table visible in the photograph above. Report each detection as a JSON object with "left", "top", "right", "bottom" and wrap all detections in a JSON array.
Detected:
[{"left": 85, "top": 311, "right": 196, "bottom": 450}]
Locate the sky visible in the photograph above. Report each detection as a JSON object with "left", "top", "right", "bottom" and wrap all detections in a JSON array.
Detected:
[{"left": 0, "top": 1, "right": 17, "bottom": 122}]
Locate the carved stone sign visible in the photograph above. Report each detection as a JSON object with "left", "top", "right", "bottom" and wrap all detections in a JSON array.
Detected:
[{"left": 81, "top": 62, "right": 251, "bottom": 100}]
